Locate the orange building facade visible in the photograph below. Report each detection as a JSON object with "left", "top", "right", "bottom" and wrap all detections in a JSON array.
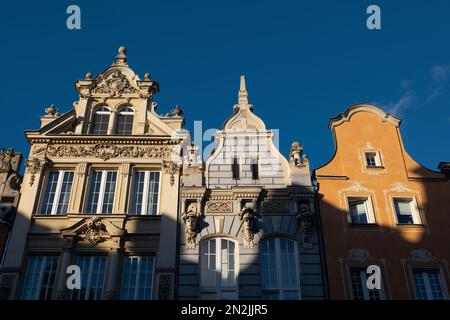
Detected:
[{"left": 313, "top": 104, "right": 450, "bottom": 300}]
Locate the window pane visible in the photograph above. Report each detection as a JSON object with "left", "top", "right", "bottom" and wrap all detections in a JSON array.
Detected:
[
  {"left": 349, "top": 200, "right": 369, "bottom": 224},
  {"left": 130, "top": 171, "right": 160, "bottom": 215},
  {"left": 427, "top": 271, "right": 444, "bottom": 300},
  {"left": 56, "top": 172, "right": 74, "bottom": 214},
  {"left": 146, "top": 172, "right": 160, "bottom": 215},
  {"left": 130, "top": 171, "right": 145, "bottom": 214},
  {"left": 261, "top": 239, "right": 277, "bottom": 288},
  {"left": 22, "top": 256, "right": 58, "bottom": 300},
  {"left": 91, "top": 112, "right": 110, "bottom": 134},
  {"left": 86, "top": 171, "right": 103, "bottom": 213},
  {"left": 394, "top": 199, "right": 414, "bottom": 224},
  {"left": 72, "top": 256, "right": 106, "bottom": 300},
  {"left": 40, "top": 172, "right": 59, "bottom": 215},
  {"left": 365, "top": 153, "right": 377, "bottom": 166},
  {"left": 102, "top": 172, "right": 117, "bottom": 213},
  {"left": 121, "top": 256, "right": 155, "bottom": 300},
  {"left": 280, "top": 239, "right": 297, "bottom": 288},
  {"left": 350, "top": 269, "right": 365, "bottom": 300},
  {"left": 413, "top": 270, "right": 444, "bottom": 300},
  {"left": 116, "top": 113, "right": 134, "bottom": 135}
]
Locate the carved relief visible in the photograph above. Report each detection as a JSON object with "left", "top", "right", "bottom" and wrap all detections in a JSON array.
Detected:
[
  {"left": 25, "top": 158, "right": 47, "bottom": 186},
  {"left": 347, "top": 248, "right": 370, "bottom": 262},
  {"left": 80, "top": 217, "right": 109, "bottom": 245},
  {"left": 238, "top": 203, "right": 259, "bottom": 249},
  {"left": 206, "top": 201, "right": 233, "bottom": 213},
  {"left": 409, "top": 249, "right": 436, "bottom": 263},
  {"left": 182, "top": 202, "right": 200, "bottom": 249},
  {"left": 163, "top": 160, "right": 180, "bottom": 186},
  {"left": 0, "top": 147, "right": 15, "bottom": 172},
  {"left": 262, "top": 201, "right": 289, "bottom": 213},
  {"left": 92, "top": 70, "right": 139, "bottom": 96},
  {"left": 47, "top": 143, "right": 172, "bottom": 161},
  {"left": 296, "top": 203, "right": 314, "bottom": 249}
]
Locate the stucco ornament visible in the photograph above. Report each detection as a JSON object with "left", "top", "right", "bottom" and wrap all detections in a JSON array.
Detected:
[
  {"left": 25, "top": 157, "right": 47, "bottom": 186},
  {"left": 238, "top": 203, "right": 259, "bottom": 249},
  {"left": 163, "top": 160, "right": 180, "bottom": 186},
  {"left": 182, "top": 202, "right": 200, "bottom": 249},
  {"left": 44, "top": 104, "right": 61, "bottom": 117},
  {"left": 409, "top": 249, "right": 436, "bottom": 263},
  {"left": 81, "top": 217, "right": 109, "bottom": 246},
  {"left": 289, "top": 141, "right": 308, "bottom": 166},
  {"left": 92, "top": 69, "right": 139, "bottom": 96},
  {"left": 0, "top": 148, "right": 15, "bottom": 172},
  {"left": 296, "top": 203, "right": 314, "bottom": 249}
]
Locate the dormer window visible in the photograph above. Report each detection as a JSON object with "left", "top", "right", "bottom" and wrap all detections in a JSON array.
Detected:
[
  {"left": 115, "top": 107, "right": 134, "bottom": 135},
  {"left": 91, "top": 106, "right": 111, "bottom": 135},
  {"left": 364, "top": 151, "right": 382, "bottom": 168}
]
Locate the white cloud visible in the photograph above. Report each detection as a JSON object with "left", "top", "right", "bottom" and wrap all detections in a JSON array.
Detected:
[
  {"left": 381, "top": 90, "right": 416, "bottom": 116},
  {"left": 430, "top": 65, "right": 450, "bottom": 82}
]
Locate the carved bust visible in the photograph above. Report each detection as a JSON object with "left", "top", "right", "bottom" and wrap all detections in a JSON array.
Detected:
[
  {"left": 182, "top": 202, "right": 200, "bottom": 249},
  {"left": 238, "top": 203, "right": 259, "bottom": 249},
  {"left": 296, "top": 203, "right": 314, "bottom": 249}
]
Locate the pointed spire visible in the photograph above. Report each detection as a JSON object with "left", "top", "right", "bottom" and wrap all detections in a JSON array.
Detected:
[
  {"left": 113, "top": 46, "right": 128, "bottom": 65},
  {"left": 238, "top": 75, "right": 248, "bottom": 104}
]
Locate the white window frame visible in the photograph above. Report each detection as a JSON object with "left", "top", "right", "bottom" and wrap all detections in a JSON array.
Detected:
[
  {"left": 349, "top": 268, "right": 384, "bottom": 300},
  {"left": 392, "top": 196, "right": 421, "bottom": 225},
  {"left": 412, "top": 269, "right": 447, "bottom": 300},
  {"left": 200, "top": 238, "right": 239, "bottom": 300},
  {"left": 364, "top": 150, "right": 382, "bottom": 167},
  {"left": 115, "top": 106, "right": 135, "bottom": 135},
  {"left": 129, "top": 170, "right": 161, "bottom": 215},
  {"left": 90, "top": 106, "right": 112, "bottom": 134},
  {"left": 40, "top": 170, "right": 74, "bottom": 215},
  {"left": 120, "top": 256, "right": 155, "bottom": 300},
  {"left": 346, "top": 196, "right": 376, "bottom": 224},
  {"left": 87, "top": 170, "right": 118, "bottom": 214},
  {"left": 260, "top": 238, "right": 301, "bottom": 300},
  {"left": 21, "top": 256, "right": 59, "bottom": 300}
]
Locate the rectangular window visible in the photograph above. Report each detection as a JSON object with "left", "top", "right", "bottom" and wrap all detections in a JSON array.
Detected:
[
  {"left": 347, "top": 197, "right": 374, "bottom": 224},
  {"left": 86, "top": 170, "right": 117, "bottom": 214},
  {"left": 129, "top": 171, "right": 160, "bottom": 215},
  {"left": 22, "top": 256, "right": 58, "bottom": 300},
  {"left": 71, "top": 256, "right": 106, "bottom": 300},
  {"left": 40, "top": 171, "right": 74, "bottom": 215},
  {"left": 365, "top": 151, "right": 381, "bottom": 167},
  {"left": 350, "top": 268, "right": 381, "bottom": 300},
  {"left": 232, "top": 157, "right": 240, "bottom": 180},
  {"left": 251, "top": 158, "right": 259, "bottom": 180},
  {"left": 260, "top": 238, "right": 299, "bottom": 300},
  {"left": 393, "top": 198, "right": 420, "bottom": 225},
  {"left": 121, "top": 256, "right": 155, "bottom": 300},
  {"left": 413, "top": 269, "right": 445, "bottom": 300}
]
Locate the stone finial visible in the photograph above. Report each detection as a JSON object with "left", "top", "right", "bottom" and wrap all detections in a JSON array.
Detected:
[
  {"left": 238, "top": 75, "right": 249, "bottom": 104},
  {"left": 144, "top": 72, "right": 151, "bottom": 80},
  {"left": 290, "top": 141, "right": 304, "bottom": 166},
  {"left": 85, "top": 72, "right": 92, "bottom": 80},
  {"left": 113, "top": 46, "right": 128, "bottom": 65}
]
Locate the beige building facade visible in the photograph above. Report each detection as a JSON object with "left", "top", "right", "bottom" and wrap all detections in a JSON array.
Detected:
[{"left": 0, "top": 48, "right": 188, "bottom": 300}]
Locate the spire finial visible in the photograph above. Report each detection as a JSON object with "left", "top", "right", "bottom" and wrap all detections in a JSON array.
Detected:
[
  {"left": 113, "top": 46, "right": 128, "bottom": 65},
  {"left": 238, "top": 75, "right": 248, "bottom": 104}
]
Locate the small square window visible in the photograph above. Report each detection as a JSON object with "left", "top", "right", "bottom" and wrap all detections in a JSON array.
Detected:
[
  {"left": 347, "top": 197, "right": 375, "bottom": 224},
  {"left": 365, "top": 152, "right": 380, "bottom": 167},
  {"left": 393, "top": 198, "right": 421, "bottom": 225}
]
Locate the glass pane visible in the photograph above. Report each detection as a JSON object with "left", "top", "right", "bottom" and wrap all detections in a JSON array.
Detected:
[
  {"left": 56, "top": 171, "right": 74, "bottom": 214},
  {"left": 115, "top": 114, "right": 134, "bottom": 135},
  {"left": 413, "top": 270, "right": 428, "bottom": 300},
  {"left": 22, "top": 256, "right": 58, "bottom": 300},
  {"left": 280, "top": 239, "right": 298, "bottom": 289},
  {"left": 146, "top": 172, "right": 160, "bottom": 215},
  {"left": 86, "top": 171, "right": 102, "bottom": 213},
  {"left": 91, "top": 112, "right": 110, "bottom": 134},
  {"left": 427, "top": 271, "right": 444, "bottom": 300},
  {"left": 73, "top": 256, "right": 106, "bottom": 300},
  {"left": 40, "top": 172, "right": 59, "bottom": 215},
  {"left": 349, "top": 201, "right": 368, "bottom": 224},
  {"left": 350, "top": 269, "right": 365, "bottom": 300},
  {"left": 394, "top": 200, "right": 413, "bottom": 224},
  {"left": 260, "top": 239, "right": 277, "bottom": 288},
  {"left": 121, "top": 256, "right": 154, "bottom": 300},
  {"left": 102, "top": 171, "right": 117, "bottom": 213}
]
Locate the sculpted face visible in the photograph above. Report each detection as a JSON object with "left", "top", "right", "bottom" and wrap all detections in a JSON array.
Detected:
[{"left": 185, "top": 215, "right": 197, "bottom": 231}]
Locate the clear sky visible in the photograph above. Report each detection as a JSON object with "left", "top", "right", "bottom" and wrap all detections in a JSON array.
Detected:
[{"left": 0, "top": 0, "right": 449, "bottom": 171}]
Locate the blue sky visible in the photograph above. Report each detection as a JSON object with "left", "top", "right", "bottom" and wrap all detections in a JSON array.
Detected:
[{"left": 0, "top": 0, "right": 449, "bottom": 171}]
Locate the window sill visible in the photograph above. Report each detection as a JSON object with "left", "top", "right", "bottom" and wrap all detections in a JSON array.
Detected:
[
  {"left": 395, "top": 223, "right": 425, "bottom": 228},
  {"left": 366, "top": 166, "right": 384, "bottom": 169},
  {"left": 348, "top": 223, "right": 378, "bottom": 227}
]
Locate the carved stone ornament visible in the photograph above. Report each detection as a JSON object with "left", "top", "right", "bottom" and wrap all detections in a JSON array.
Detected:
[
  {"left": 206, "top": 201, "right": 233, "bottom": 213},
  {"left": 182, "top": 202, "right": 200, "bottom": 249},
  {"left": 262, "top": 201, "right": 289, "bottom": 213},
  {"left": 25, "top": 158, "right": 47, "bottom": 186},
  {"left": 80, "top": 217, "right": 109, "bottom": 246},
  {"left": 47, "top": 143, "right": 172, "bottom": 161},
  {"left": 296, "top": 203, "right": 314, "bottom": 249},
  {"left": 0, "top": 147, "right": 15, "bottom": 173},
  {"left": 238, "top": 203, "right": 259, "bottom": 249},
  {"left": 163, "top": 160, "right": 180, "bottom": 186},
  {"left": 92, "top": 70, "right": 139, "bottom": 96},
  {"left": 409, "top": 249, "right": 436, "bottom": 263},
  {"left": 347, "top": 248, "right": 370, "bottom": 262}
]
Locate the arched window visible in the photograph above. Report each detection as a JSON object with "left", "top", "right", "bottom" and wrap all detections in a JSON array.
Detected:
[
  {"left": 91, "top": 106, "right": 111, "bottom": 134},
  {"left": 200, "top": 238, "right": 238, "bottom": 299},
  {"left": 260, "top": 238, "right": 300, "bottom": 300},
  {"left": 115, "top": 107, "right": 134, "bottom": 135}
]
